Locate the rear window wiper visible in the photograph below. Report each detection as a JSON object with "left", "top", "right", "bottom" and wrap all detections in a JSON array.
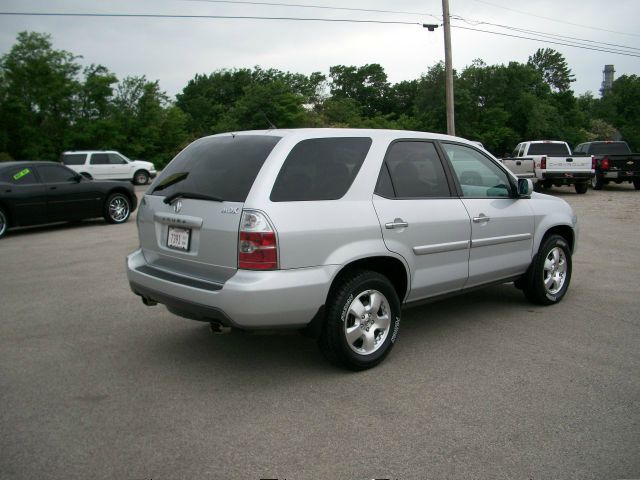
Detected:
[
  {"left": 163, "top": 192, "right": 225, "bottom": 204},
  {"left": 150, "top": 172, "right": 189, "bottom": 193}
]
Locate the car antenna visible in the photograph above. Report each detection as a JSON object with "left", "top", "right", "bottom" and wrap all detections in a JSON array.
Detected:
[{"left": 260, "top": 111, "right": 277, "bottom": 130}]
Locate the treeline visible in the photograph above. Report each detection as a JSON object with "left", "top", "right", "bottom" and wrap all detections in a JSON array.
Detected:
[{"left": 1, "top": 31, "right": 639, "bottom": 167}]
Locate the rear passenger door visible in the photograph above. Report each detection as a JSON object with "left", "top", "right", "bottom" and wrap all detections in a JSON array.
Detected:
[
  {"left": 439, "top": 142, "right": 534, "bottom": 288},
  {"left": 0, "top": 165, "right": 47, "bottom": 226},
  {"left": 372, "top": 140, "right": 471, "bottom": 301}
]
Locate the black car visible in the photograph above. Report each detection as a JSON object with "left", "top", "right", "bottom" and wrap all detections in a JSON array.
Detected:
[{"left": 0, "top": 161, "right": 138, "bottom": 238}]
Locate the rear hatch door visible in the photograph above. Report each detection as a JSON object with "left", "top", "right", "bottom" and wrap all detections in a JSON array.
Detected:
[{"left": 138, "top": 134, "right": 281, "bottom": 284}]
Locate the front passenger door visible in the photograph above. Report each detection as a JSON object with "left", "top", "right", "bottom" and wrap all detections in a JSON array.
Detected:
[
  {"left": 440, "top": 142, "right": 534, "bottom": 288},
  {"left": 36, "top": 165, "right": 102, "bottom": 221}
]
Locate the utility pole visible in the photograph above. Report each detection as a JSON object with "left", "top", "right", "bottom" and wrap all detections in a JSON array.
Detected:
[{"left": 442, "top": 0, "right": 455, "bottom": 136}]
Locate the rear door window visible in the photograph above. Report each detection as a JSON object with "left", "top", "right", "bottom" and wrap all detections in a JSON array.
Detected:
[
  {"left": 270, "top": 137, "right": 372, "bottom": 201},
  {"left": 149, "top": 135, "right": 281, "bottom": 202},
  {"left": 90, "top": 153, "right": 109, "bottom": 165},
  {"left": 1, "top": 166, "right": 40, "bottom": 184},
  {"left": 61, "top": 153, "right": 87, "bottom": 166},
  {"left": 376, "top": 141, "right": 451, "bottom": 199}
]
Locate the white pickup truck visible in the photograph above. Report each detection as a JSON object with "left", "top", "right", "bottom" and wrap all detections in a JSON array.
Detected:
[{"left": 501, "top": 141, "right": 593, "bottom": 194}]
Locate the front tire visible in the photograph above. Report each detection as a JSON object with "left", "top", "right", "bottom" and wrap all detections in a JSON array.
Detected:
[
  {"left": 0, "top": 207, "right": 8, "bottom": 239},
  {"left": 319, "top": 271, "right": 401, "bottom": 371},
  {"left": 133, "top": 170, "right": 149, "bottom": 185},
  {"left": 104, "top": 193, "right": 131, "bottom": 224},
  {"left": 574, "top": 182, "right": 588, "bottom": 194},
  {"left": 521, "top": 235, "right": 572, "bottom": 305},
  {"left": 633, "top": 178, "right": 640, "bottom": 190}
]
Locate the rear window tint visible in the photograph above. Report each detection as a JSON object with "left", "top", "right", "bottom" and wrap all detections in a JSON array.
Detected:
[
  {"left": 527, "top": 143, "right": 570, "bottom": 156},
  {"left": 149, "top": 135, "right": 281, "bottom": 202},
  {"left": 61, "top": 153, "right": 87, "bottom": 165},
  {"left": 270, "top": 137, "right": 372, "bottom": 202},
  {"left": 585, "top": 142, "right": 632, "bottom": 155}
]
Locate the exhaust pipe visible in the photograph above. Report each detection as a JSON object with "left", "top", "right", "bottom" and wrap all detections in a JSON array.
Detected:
[
  {"left": 141, "top": 296, "right": 158, "bottom": 307},
  {"left": 209, "top": 322, "right": 232, "bottom": 335}
]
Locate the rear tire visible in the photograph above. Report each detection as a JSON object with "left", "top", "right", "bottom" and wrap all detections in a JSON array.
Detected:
[
  {"left": 0, "top": 207, "right": 8, "bottom": 239},
  {"left": 591, "top": 174, "right": 603, "bottom": 190},
  {"left": 133, "top": 170, "right": 149, "bottom": 185},
  {"left": 319, "top": 271, "right": 401, "bottom": 370},
  {"left": 633, "top": 178, "right": 640, "bottom": 190},
  {"left": 521, "top": 234, "right": 572, "bottom": 305},
  {"left": 574, "top": 182, "right": 588, "bottom": 194},
  {"left": 104, "top": 193, "right": 131, "bottom": 224}
]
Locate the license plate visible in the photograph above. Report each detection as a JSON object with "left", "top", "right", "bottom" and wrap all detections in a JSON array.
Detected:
[{"left": 167, "top": 226, "right": 191, "bottom": 251}]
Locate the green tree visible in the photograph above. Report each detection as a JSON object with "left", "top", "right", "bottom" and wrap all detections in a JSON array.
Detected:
[
  {"left": 528, "top": 48, "right": 575, "bottom": 93},
  {"left": 0, "top": 31, "right": 80, "bottom": 159}
]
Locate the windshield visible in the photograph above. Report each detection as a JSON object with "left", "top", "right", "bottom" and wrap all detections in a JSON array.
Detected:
[
  {"left": 148, "top": 135, "right": 281, "bottom": 202},
  {"left": 527, "top": 143, "right": 570, "bottom": 156}
]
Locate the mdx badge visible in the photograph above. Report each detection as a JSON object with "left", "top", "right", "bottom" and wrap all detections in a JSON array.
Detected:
[{"left": 221, "top": 207, "right": 241, "bottom": 214}]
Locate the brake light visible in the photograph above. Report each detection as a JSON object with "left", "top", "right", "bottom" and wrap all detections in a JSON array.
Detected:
[
  {"left": 591, "top": 155, "right": 596, "bottom": 170},
  {"left": 238, "top": 210, "right": 278, "bottom": 270},
  {"left": 540, "top": 156, "right": 547, "bottom": 170},
  {"left": 601, "top": 156, "right": 610, "bottom": 170}
]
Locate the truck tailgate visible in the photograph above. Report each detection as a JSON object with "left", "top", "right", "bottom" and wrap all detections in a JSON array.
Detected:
[{"left": 546, "top": 156, "right": 591, "bottom": 170}]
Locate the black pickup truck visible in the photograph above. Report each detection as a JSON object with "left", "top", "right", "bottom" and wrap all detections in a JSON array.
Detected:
[{"left": 573, "top": 141, "right": 640, "bottom": 190}]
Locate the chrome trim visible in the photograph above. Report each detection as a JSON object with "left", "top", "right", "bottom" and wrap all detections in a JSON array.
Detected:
[
  {"left": 153, "top": 213, "right": 203, "bottom": 228},
  {"left": 413, "top": 240, "right": 470, "bottom": 255},
  {"left": 472, "top": 233, "right": 532, "bottom": 248}
]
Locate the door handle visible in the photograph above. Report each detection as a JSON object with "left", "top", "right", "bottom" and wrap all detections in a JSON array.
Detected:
[
  {"left": 473, "top": 214, "right": 490, "bottom": 223},
  {"left": 49, "top": 186, "right": 57, "bottom": 190},
  {"left": 385, "top": 218, "right": 409, "bottom": 229}
]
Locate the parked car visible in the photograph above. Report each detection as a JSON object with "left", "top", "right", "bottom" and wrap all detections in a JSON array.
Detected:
[
  {"left": 501, "top": 140, "right": 593, "bottom": 194},
  {"left": 573, "top": 141, "right": 640, "bottom": 190},
  {"left": 127, "top": 129, "right": 578, "bottom": 370},
  {"left": 60, "top": 150, "right": 157, "bottom": 185},
  {"left": 0, "top": 161, "right": 137, "bottom": 238}
]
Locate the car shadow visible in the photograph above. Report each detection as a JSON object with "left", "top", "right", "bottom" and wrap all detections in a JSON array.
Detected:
[
  {"left": 6, "top": 218, "right": 110, "bottom": 237},
  {"left": 140, "top": 282, "right": 531, "bottom": 377}
]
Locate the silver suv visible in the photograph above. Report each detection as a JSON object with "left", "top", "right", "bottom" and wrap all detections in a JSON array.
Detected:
[{"left": 127, "top": 129, "right": 578, "bottom": 370}]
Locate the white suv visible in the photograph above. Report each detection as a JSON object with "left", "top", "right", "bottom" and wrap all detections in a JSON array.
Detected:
[{"left": 61, "top": 150, "right": 157, "bottom": 185}]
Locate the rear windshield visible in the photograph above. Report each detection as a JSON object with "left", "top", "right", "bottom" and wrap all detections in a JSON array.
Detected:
[
  {"left": 270, "top": 137, "right": 372, "bottom": 201},
  {"left": 61, "top": 153, "right": 87, "bottom": 165},
  {"left": 585, "top": 142, "right": 632, "bottom": 155},
  {"left": 527, "top": 143, "right": 570, "bottom": 156},
  {"left": 149, "top": 135, "right": 281, "bottom": 202}
]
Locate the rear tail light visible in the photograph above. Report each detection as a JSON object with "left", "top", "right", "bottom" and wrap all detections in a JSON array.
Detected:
[
  {"left": 601, "top": 156, "right": 610, "bottom": 170},
  {"left": 540, "top": 156, "right": 547, "bottom": 170},
  {"left": 591, "top": 155, "right": 596, "bottom": 170},
  {"left": 238, "top": 210, "right": 278, "bottom": 270}
]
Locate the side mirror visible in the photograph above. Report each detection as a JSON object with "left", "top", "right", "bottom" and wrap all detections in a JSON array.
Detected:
[
  {"left": 518, "top": 178, "right": 533, "bottom": 197},
  {"left": 73, "top": 174, "right": 83, "bottom": 183}
]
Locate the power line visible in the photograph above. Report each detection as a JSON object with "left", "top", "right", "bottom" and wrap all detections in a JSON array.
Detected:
[
  {"left": 452, "top": 16, "right": 640, "bottom": 52},
  {"left": 183, "top": 0, "right": 441, "bottom": 20},
  {"left": 467, "top": 0, "right": 640, "bottom": 37},
  {"left": 0, "top": 11, "right": 421, "bottom": 25},
  {"left": 451, "top": 24, "right": 640, "bottom": 58}
]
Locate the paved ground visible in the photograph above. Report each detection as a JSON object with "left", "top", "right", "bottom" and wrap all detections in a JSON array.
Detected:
[{"left": 1, "top": 184, "right": 639, "bottom": 479}]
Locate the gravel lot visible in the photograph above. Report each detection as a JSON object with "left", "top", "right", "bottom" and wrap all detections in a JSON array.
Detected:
[{"left": 1, "top": 183, "right": 639, "bottom": 479}]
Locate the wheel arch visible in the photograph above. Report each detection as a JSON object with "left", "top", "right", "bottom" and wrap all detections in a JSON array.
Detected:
[
  {"left": 539, "top": 224, "right": 575, "bottom": 254},
  {"left": 328, "top": 255, "right": 410, "bottom": 303},
  {"left": 106, "top": 187, "right": 135, "bottom": 206}
]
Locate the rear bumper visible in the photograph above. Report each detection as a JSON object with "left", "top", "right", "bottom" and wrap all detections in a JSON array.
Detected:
[
  {"left": 602, "top": 171, "right": 639, "bottom": 180},
  {"left": 126, "top": 249, "right": 338, "bottom": 329},
  {"left": 540, "top": 171, "right": 593, "bottom": 183}
]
